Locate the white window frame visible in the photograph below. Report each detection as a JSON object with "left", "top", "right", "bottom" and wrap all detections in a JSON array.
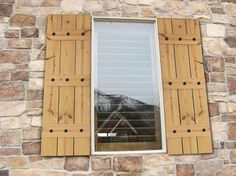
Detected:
[{"left": 91, "top": 16, "right": 166, "bottom": 155}]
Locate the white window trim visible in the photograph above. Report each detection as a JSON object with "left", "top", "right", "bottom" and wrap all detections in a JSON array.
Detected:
[{"left": 91, "top": 16, "right": 166, "bottom": 155}]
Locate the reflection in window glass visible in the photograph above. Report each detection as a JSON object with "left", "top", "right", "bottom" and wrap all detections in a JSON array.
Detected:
[{"left": 94, "top": 20, "right": 162, "bottom": 152}]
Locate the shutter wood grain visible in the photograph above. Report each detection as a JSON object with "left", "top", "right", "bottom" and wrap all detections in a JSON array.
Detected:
[
  {"left": 41, "top": 14, "right": 91, "bottom": 156},
  {"left": 158, "top": 18, "right": 213, "bottom": 154}
]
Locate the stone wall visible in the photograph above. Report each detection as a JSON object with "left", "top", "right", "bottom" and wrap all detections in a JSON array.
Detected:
[{"left": 0, "top": 0, "right": 236, "bottom": 175}]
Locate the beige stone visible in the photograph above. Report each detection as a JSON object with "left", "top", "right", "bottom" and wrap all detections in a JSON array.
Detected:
[
  {"left": 139, "top": 0, "right": 155, "bottom": 5},
  {"left": 84, "top": 1, "right": 103, "bottom": 11},
  {"left": 0, "top": 116, "right": 30, "bottom": 129},
  {"left": 176, "top": 164, "right": 195, "bottom": 176},
  {"left": 114, "top": 156, "right": 142, "bottom": 172},
  {"left": 64, "top": 157, "right": 89, "bottom": 171},
  {"left": 61, "top": 0, "right": 83, "bottom": 11},
  {"left": 224, "top": 3, "right": 236, "bottom": 17},
  {"left": 124, "top": 0, "right": 137, "bottom": 5},
  {"left": 28, "top": 78, "right": 44, "bottom": 90},
  {"left": 23, "top": 128, "right": 41, "bottom": 140},
  {"left": 1, "top": 130, "right": 21, "bottom": 146},
  {"left": 207, "top": 24, "right": 225, "bottom": 37},
  {"left": 31, "top": 160, "right": 52, "bottom": 169},
  {"left": 29, "top": 60, "right": 45, "bottom": 71},
  {"left": 228, "top": 103, "right": 236, "bottom": 112},
  {"left": 7, "top": 157, "right": 29, "bottom": 169},
  {"left": 189, "top": 1, "right": 208, "bottom": 15},
  {"left": 27, "top": 108, "right": 42, "bottom": 116},
  {"left": 53, "top": 159, "right": 65, "bottom": 170},
  {"left": 11, "top": 170, "right": 41, "bottom": 176},
  {"left": 31, "top": 116, "right": 42, "bottom": 127},
  {"left": 203, "top": 38, "right": 223, "bottom": 55},
  {"left": 91, "top": 157, "right": 111, "bottom": 170},
  {"left": 0, "top": 50, "right": 29, "bottom": 64},
  {"left": 212, "top": 14, "right": 230, "bottom": 24},
  {"left": 41, "top": 171, "right": 71, "bottom": 176},
  {"left": 0, "top": 101, "right": 26, "bottom": 117},
  {"left": 22, "top": 142, "right": 41, "bottom": 155},
  {"left": 0, "top": 158, "right": 6, "bottom": 168},
  {"left": 0, "top": 148, "right": 21, "bottom": 156}
]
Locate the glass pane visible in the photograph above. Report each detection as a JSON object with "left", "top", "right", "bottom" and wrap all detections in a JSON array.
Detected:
[{"left": 94, "top": 20, "right": 162, "bottom": 152}]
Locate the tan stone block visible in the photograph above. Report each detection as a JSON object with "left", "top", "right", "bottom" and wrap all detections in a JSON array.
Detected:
[
  {"left": 121, "top": 4, "right": 138, "bottom": 17},
  {"left": 42, "top": 0, "right": 61, "bottom": 7},
  {"left": 0, "top": 148, "right": 21, "bottom": 156},
  {"left": 0, "top": 116, "right": 30, "bottom": 129},
  {"left": 124, "top": 0, "right": 137, "bottom": 5},
  {"left": 0, "top": 50, "right": 29, "bottom": 64},
  {"left": 228, "top": 123, "right": 236, "bottom": 140},
  {"left": 64, "top": 157, "right": 89, "bottom": 171},
  {"left": 0, "top": 157, "right": 7, "bottom": 168},
  {"left": 140, "top": 7, "right": 156, "bottom": 17},
  {"left": 196, "top": 160, "right": 223, "bottom": 172},
  {"left": 189, "top": 1, "right": 208, "bottom": 15},
  {"left": 84, "top": 1, "right": 103, "bottom": 11},
  {"left": 23, "top": 128, "right": 41, "bottom": 140},
  {"left": 41, "top": 171, "right": 71, "bottom": 176},
  {"left": 91, "top": 157, "right": 111, "bottom": 170},
  {"left": 17, "top": 0, "right": 42, "bottom": 7},
  {"left": 114, "top": 156, "right": 142, "bottom": 172},
  {"left": 207, "top": 83, "right": 227, "bottom": 93},
  {"left": 29, "top": 60, "right": 45, "bottom": 71},
  {"left": 11, "top": 71, "right": 29, "bottom": 81},
  {"left": 22, "top": 142, "right": 40, "bottom": 155},
  {"left": 61, "top": 0, "right": 83, "bottom": 11},
  {"left": 229, "top": 103, "right": 236, "bottom": 112},
  {"left": 224, "top": 3, "right": 236, "bottom": 17},
  {"left": 11, "top": 169, "right": 41, "bottom": 176},
  {"left": 5, "top": 30, "right": 19, "bottom": 38},
  {"left": 139, "top": 0, "right": 155, "bottom": 5},
  {"left": 0, "top": 4, "right": 13, "bottom": 17},
  {"left": 203, "top": 38, "right": 223, "bottom": 55},
  {"left": 28, "top": 78, "right": 44, "bottom": 90},
  {"left": 209, "top": 103, "right": 220, "bottom": 117},
  {"left": 0, "top": 82, "right": 24, "bottom": 100},
  {"left": 31, "top": 160, "right": 52, "bottom": 169},
  {"left": 21, "top": 27, "right": 39, "bottom": 38},
  {"left": 1, "top": 130, "right": 21, "bottom": 146},
  {"left": 7, "top": 39, "right": 32, "bottom": 49},
  {"left": 7, "top": 156, "right": 29, "bottom": 169},
  {"left": 176, "top": 164, "right": 194, "bottom": 176},
  {"left": 207, "top": 24, "right": 225, "bottom": 37},
  {"left": 212, "top": 14, "right": 230, "bottom": 24},
  {"left": 90, "top": 173, "right": 113, "bottom": 176},
  {"left": 27, "top": 108, "right": 42, "bottom": 116},
  {"left": 53, "top": 159, "right": 65, "bottom": 169},
  {"left": 27, "top": 90, "right": 43, "bottom": 100}
]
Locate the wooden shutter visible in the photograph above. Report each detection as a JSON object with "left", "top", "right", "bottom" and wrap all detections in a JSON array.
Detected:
[
  {"left": 158, "top": 18, "right": 213, "bottom": 154},
  {"left": 41, "top": 14, "right": 91, "bottom": 156}
]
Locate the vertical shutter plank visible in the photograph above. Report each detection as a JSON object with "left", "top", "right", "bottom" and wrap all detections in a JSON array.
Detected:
[
  {"left": 186, "top": 20, "right": 213, "bottom": 153},
  {"left": 41, "top": 15, "right": 62, "bottom": 156},
  {"left": 172, "top": 19, "right": 198, "bottom": 154},
  {"left": 158, "top": 19, "right": 182, "bottom": 154},
  {"left": 57, "top": 15, "right": 77, "bottom": 156},
  {"left": 74, "top": 14, "right": 91, "bottom": 155}
]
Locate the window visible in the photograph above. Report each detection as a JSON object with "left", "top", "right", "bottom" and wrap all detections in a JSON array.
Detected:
[
  {"left": 92, "top": 18, "right": 166, "bottom": 154},
  {"left": 41, "top": 14, "right": 213, "bottom": 156}
]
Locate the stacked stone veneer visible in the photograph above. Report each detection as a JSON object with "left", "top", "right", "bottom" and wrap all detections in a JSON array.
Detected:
[{"left": 0, "top": 0, "right": 236, "bottom": 175}]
